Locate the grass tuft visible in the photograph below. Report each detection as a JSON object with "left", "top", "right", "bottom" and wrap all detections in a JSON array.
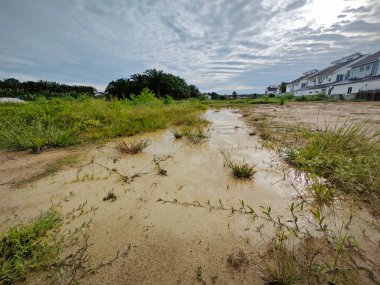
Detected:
[
  {"left": 116, "top": 139, "right": 149, "bottom": 154},
  {"left": 0, "top": 209, "right": 63, "bottom": 284},
  {"left": 263, "top": 236, "right": 304, "bottom": 285},
  {"left": 185, "top": 127, "right": 208, "bottom": 144},
  {"left": 171, "top": 129, "right": 184, "bottom": 139},
  {"left": 223, "top": 153, "right": 256, "bottom": 179}
]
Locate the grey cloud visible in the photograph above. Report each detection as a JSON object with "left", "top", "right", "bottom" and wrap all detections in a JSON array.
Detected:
[
  {"left": 209, "top": 61, "right": 248, "bottom": 66},
  {"left": 330, "top": 20, "right": 380, "bottom": 33},
  {"left": 237, "top": 40, "right": 269, "bottom": 49},
  {"left": 284, "top": 0, "right": 308, "bottom": 11}
]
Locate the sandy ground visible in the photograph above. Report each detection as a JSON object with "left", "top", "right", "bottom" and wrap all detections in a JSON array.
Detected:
[
  {"left": 249, "top": 101, "right": 380, "bottom": 132},
  {"left": 1, "top": 106, "right": 379, "bottom": 284}
]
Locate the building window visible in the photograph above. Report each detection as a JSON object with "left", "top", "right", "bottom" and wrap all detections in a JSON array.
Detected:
[
  {"left": 360, "top": 66, "right": 364, "bottom": 71},
  {"left": 347, "top": 87, "right": 353, "bottom": 94},
  {"left": 336, "top": 74, "right": 343, "bottom": 81},
  {"left": 371, "top": 62, "right": 379, "bottom": 75},
  {"left": 345, "top": 70, "right": 351, "bottom": 80},
  {"left": 366, "top": 65, "right": 370, "bottom": 70}
]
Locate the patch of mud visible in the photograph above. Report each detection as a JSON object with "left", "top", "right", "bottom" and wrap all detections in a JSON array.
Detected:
[{"left": 1, "top": 108, "right": 379, "bottom": 284}]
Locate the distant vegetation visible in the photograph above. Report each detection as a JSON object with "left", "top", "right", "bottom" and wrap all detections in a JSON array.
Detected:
[
  {"left": 0, "top": 78, "right": 95, "bottom": 100},
  {"left": 105, "top": 69, "right": 202, "bottom": 100}
]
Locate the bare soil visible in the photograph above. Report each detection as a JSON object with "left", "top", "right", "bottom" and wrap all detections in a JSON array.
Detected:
[
  {"left": 1, "top": 104, "right": 379, "bottom": 284},
  {"left": 248, "top": 101, "right": 380, "bottom": 132}
]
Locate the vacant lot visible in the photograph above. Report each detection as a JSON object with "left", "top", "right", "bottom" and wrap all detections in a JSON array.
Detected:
[
  {"left": 250, "top": 101, "right": 380, "bottom": 132},
  {"left": 1, "top": 102, "right": 379, "bottom": 285}
]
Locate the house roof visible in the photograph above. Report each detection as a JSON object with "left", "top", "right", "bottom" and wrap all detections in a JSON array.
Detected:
[
  {"left": 266, "top": 87, "right": 278, "bottom": 91},
  {"left": 289, "top": 71, "right": 319, "bottom": 84},
  {"left": 310, "top": 56, "right": 364, "bottom": 78},
  {"left": 349, "top": 50, "right": 380, "bottom": 68}
]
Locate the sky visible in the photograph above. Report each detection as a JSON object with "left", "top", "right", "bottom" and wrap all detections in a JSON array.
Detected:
[{"left": 0, "top": 0, "right": 380, "bottom": 94}]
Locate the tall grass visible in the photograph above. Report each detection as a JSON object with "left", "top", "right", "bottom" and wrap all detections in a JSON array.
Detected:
[
  {"left": 0, "top": 97, "right": 206, "bottom": 152},
  {"left": 285, "top": 123, "right": 380, "bottom": 214}
]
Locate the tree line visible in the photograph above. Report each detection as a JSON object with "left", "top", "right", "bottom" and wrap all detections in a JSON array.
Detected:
[
  {"left": 105, "top": 69, "right": 201, "bottom": 100},
  {"left": 0, "top": 78, "right": 95, "bottom": 100},
  {"left": 0, "top": 69, "right": 202, "bottom": 101}
]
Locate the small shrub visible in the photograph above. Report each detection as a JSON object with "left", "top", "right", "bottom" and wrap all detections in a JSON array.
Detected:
[
  {"left": 126, "top": 88, "right": 161, "bottom": 105},
  {"left": 116, "top": 139, "right": 149, "bottom": 154}
]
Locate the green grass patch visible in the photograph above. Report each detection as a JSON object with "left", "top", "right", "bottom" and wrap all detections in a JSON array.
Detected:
[
  {"left": 0, "top": 209, "right": 63, "bottom": 284},
  {"left": 284, "top": 123, "right": 380, "bottom": 215},
  {"left": 0, "top": 96, "right": 206, "bottom": 152}
]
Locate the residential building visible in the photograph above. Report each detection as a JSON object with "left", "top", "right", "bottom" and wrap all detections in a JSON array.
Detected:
[
  {"left": 265, "top": 85, "right": 281, "bottom": 96},
  {"left": 286, "top": 50, "right": 380, "bottom": 99}
]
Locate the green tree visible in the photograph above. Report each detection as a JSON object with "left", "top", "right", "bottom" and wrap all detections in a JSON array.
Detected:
[{"left": 280, "top": 82, "right": 287, "bottom": 93}]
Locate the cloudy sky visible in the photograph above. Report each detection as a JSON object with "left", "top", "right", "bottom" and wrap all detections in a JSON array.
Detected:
[{"left": 0, "top": 0, "right": 380, "bottom": 93}]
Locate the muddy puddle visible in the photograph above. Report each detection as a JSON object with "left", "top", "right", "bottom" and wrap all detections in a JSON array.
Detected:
[{"left": 1, "top": 109, "right": 379, "bottom": 284}]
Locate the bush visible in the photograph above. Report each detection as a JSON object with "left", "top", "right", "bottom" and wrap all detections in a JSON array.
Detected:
[{"left": 126, "top": 88, "right": 161, "bottom": 105}]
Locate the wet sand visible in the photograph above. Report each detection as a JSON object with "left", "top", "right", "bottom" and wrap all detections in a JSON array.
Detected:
[{"left": 0, "top": 108, "right": 379, "bottom": 284}]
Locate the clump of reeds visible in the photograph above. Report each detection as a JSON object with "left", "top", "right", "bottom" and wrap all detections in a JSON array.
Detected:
[
  {"left": 222, "top": 152, "right": 256, "bottom": 179},
  {"left": 116, "top": 139, "right": 149, "bottom": 154}
]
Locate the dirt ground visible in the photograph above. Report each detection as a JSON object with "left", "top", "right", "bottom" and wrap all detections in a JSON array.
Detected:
[
  {"left": 1, "top": 103, "right": 379, "bottom": 284},
  {"left": 249, "top": 101, "right": 380, "bottom": 132}
]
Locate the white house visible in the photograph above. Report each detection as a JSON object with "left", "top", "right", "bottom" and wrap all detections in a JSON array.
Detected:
[
  {"left": 265, "top": 85, "right": 281, "bottom": 96},
  {"left": 286, "top": 69, "right": 318, "bottom": 94},
  {"left": 330, "top": 50, "right": 380, "bottom": 99},
  {"left": 287, "top": 50, "right": 380, "bottom": 99}
]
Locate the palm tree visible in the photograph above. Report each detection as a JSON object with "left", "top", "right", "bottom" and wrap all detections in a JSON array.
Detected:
[{"left": 145, "top": 69, "right": 166, "bottom": 98}]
